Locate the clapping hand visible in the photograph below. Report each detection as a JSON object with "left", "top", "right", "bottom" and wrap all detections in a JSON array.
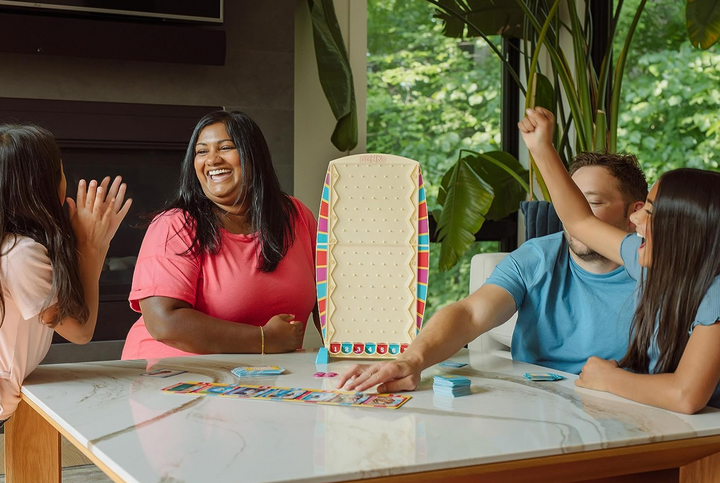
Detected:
[{"left": 66, "top": 176, "right": 132, "bottom": 251}]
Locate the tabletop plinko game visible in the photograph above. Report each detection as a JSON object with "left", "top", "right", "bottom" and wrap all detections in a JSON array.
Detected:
[{"left": 316, "top": 154, "right": 429, "bottom": 359}]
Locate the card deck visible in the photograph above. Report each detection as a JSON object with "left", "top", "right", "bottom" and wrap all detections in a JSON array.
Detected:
[
  {"left": 438, "top": 361, "right": 468, "bottom": 368},
  {"left": 433, "top": 375, "right": 471, "bottom": 398},
  {"left": 231, "top": 366, "right": 285, "bottom": 377},
  {"left": 162, "top": 382, "right": 412, "bottom": 409}
]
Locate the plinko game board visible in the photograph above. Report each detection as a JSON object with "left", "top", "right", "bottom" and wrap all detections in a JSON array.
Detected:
[
  {"left": 316, "top": 154, "right": 429, "bottom": 359},
  {"left": 162, "top": 382, "right": 412, "bottom": 409}
]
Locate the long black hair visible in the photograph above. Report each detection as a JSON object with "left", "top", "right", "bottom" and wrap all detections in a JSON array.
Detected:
[
  {"left": 164, "top": 110, "right": 297, "bottom": 272},
  {"left": 0, "top": 124, "right": 88, "bottom": 327},
  {"left": 620, "top": 168, "right": 720, "bottom": 374}
]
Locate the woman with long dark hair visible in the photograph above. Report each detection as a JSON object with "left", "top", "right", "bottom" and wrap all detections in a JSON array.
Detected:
[
  {"left": 519, "top": 107, "right": 720, "bottom": 414},
  {"left": 0, "top": 123, "right": 131, "bottom": 422},
  {"left": 122, "top": 111, "right": 319, "bottom": 360}
]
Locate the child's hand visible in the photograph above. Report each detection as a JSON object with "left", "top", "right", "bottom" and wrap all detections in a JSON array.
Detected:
[
  {"left": 518, "top": 107, "right": 555, "bottom": 154},
  {"left": 575, "top": 356, "right": 620, "bottom": 392},
  {"left": 66, "top": 176, "right": 132, "bottom": 251}
]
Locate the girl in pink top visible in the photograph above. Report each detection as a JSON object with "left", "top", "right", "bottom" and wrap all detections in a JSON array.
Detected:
[
  {"left": 122, "top": 111, "right": 319, "bottom": 360},
  {"left": 0, "top": 124, "right": 131, "bottom": 422}
]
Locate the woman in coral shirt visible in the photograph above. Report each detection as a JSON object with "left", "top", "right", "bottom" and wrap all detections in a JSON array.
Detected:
[{"left": 122, "top": 111, "right": 319, "bottom": 360}]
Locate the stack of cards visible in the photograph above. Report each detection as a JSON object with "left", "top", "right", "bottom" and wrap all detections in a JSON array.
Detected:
[
  {"left": 523, "top": 372, "right": 566, "bottom": 381},
  {"left": 433, "top": 375, "right": 471, "bottom": 398},
  {"left": 231, "top": 366, "right": 285, "bottom": 377}
]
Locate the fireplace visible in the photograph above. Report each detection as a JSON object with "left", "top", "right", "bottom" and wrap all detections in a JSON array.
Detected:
[{"left": 0, "top": 98, "right": 220, "bottom": 353}]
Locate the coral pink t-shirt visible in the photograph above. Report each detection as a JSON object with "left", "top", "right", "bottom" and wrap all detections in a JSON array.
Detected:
[{"left": 121, "top": 198, "right": 317, "bottom": 360}]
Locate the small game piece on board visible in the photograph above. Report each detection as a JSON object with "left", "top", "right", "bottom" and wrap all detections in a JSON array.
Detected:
[
  {"left": 438, "top": 361, "right": 468, "bottom": 368},
  {"left": 315, "top": 347, "right": 330, "bottom": 364},
  {"left": 433, "top": 374, "right": 471, "bottom": 398},
  {"left": 523, "top": 372, "right": 566, "bottom": 381},
  {"left": 231, "top": 366, "right": 285, "bottom": 377},
  {"left": 140, "top": 369, "right": 188, "bottom": 378},
  {"left": 162, "top": 382, "right": 412, "bottom": 409}
]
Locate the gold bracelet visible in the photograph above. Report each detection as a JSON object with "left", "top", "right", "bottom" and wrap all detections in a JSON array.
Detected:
[{"left": 260, "top": 325, "right": 265, "bottom": 355}]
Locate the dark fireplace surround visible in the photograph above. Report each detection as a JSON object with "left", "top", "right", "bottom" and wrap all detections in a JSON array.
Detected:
[{"left": 0, "top": 98, "right": 220, "bottom": 349}]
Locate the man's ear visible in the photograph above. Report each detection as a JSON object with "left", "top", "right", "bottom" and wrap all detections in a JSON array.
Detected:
[{"left": 627, "top": 201, "right": 644, "bottom": 230}]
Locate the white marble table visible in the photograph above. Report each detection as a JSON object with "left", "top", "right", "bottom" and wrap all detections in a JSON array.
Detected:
[{"left": 5, "top": 349, "right": 720, "bottom": 483}]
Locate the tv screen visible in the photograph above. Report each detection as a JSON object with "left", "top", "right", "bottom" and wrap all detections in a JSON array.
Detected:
[{"left": 0, "top": 0, "right": 223, "bottom": 23}]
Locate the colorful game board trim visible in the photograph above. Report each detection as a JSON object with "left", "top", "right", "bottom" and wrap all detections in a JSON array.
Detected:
[
  {"left": 417, "top": 171, "right": 429, "bottom": 331},
  {"left": 162, "top": 382, "right": 412, "bottom": 409},
  {"left": 317, "top": 171, "right": 331, "bottom": 341}
]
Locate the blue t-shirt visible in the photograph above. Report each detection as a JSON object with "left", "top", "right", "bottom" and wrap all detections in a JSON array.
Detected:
[
  {"left": 486, "top": 232, "right": 637, "bottom": 374},
  {"left": 620, "top": 234, "right": 720, "bottom": 407}
]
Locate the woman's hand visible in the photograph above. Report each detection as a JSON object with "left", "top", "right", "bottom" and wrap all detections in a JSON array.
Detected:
[
  {"left": 518, "top": 107, "right": 555, "bottom": 155},
  {"left": 263, "top": 314, "right": 304, "bottom": 353},
  {"left": 335, "top": 359, "right": 421, "bottom": 393},
  {"left": 575, "top": 356, "right": 620, "bottom": 392},
  {"left": 66, "top": 176, "right": 132, "bottom": 251}
]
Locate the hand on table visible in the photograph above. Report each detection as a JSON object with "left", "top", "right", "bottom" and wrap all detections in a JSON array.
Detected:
[
  {"left": 336, "top": 359, "right": 421, "bottom": 393},
  {"left": 575, "top": 356, "right": 620, "bottom": 392},
  {"left": 263, "top": 314, "right": 304, "bottom": 353},
  {"left": 517, "top": 107, "right": 555, "bottom": 155}
]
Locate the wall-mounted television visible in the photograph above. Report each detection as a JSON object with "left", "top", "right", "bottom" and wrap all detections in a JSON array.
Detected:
[{"left": 0, "top": 0, "right": 223, "bottom": 24}]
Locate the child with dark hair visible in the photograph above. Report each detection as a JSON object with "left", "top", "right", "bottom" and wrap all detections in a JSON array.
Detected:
[
  {"left": 519, "top": 107, "right": 720, "bottom": 414},
  {"left": 122, "top": 111, "right": 320, "bottom": 360},
  {"left": 0, "top": 124, "right": 131, "bottom": 422}
]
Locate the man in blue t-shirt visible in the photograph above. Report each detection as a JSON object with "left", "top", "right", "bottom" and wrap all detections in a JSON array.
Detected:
[{"left": 337, "top": 153, "right": 648, "bottom": 392}]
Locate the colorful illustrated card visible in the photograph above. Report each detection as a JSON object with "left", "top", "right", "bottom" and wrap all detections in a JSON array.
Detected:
[{"left": 162, "top": 382, "right": 411, "bottom": 409}]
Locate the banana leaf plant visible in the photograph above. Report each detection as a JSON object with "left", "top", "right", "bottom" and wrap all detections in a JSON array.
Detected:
[{"left": 308, "top": 0, "right": 358, "bottom": 152}]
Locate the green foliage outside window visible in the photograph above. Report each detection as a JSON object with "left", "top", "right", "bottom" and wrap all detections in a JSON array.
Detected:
[{"left": 616, "top": 0, "right": 720, "bottom": 182}]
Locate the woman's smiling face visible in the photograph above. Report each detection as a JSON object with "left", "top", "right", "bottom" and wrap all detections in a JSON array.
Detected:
[
  {"left": 629, "top": 181, "right": 658, "bottom": 267},
  {"left": 193, "top": 122, "right": 248, "bottom": 212}
]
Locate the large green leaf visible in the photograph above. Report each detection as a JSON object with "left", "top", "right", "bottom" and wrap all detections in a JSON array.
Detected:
[
  {"left": 432, "top": 0, "right": 525, "bottom": 38},
  {"left": 307, "top": 0, "right": 358, "bottom": 151},
  {"left": 687, "top": 0, "right": 720, "bottom": 50},
  {"left": 435, "top": 156, "right": 494, "bottom": 271},
  {"left": 466, "top": 151, "right": 529, "bottom": 221}
]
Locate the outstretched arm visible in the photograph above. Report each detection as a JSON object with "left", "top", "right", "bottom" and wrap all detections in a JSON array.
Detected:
[
  {"left": 336, "top": 284, "right": 517, "bottom": 393},
  {"left": 518, "top": 108, "right": 627, "bottom": 265}
]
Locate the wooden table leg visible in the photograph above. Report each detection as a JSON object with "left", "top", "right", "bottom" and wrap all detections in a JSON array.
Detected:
[
  {"left": 679, "top": 450, "right": 720, "bottom": 483},
  {"left": 4, "top": 399, "right": 61, "bottom": 483}
]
